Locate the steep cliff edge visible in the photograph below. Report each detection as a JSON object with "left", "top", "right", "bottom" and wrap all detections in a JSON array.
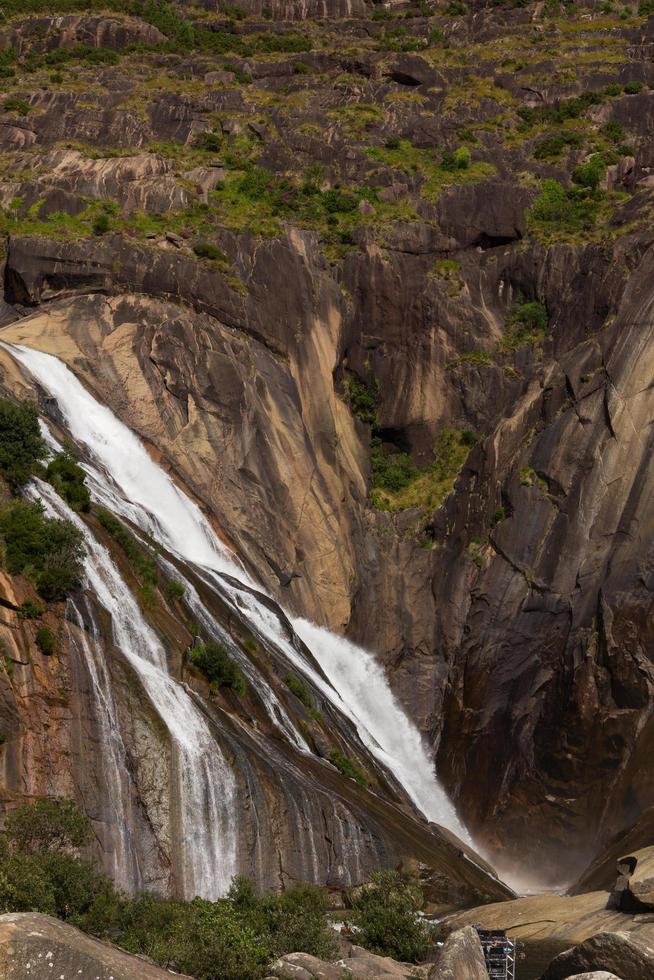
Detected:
[{"left": 0, "top": 0, "right": 653, "bottom": 891}]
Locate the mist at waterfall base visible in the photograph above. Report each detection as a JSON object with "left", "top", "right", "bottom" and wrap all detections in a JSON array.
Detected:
[{"left": 9, "top": 342, "right": 474, "bottom": 891}]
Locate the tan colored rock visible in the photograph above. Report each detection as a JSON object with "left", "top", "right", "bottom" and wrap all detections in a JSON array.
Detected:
[
  {"left": 567, "top": 973, "right": 623, "bottom": 979},
  {"left": 0, "top": 913, "right": 191, "bottom": 979},
  {"left": 428, "top": 925, "right": 487, "bottom": 979},
  {"left": 444, "top": 890, "right": 654, "bottom": 946}
]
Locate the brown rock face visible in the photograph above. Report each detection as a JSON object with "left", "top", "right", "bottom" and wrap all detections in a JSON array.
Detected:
[
  {"left": 0, "top": 913, "right": 191, "bottom": 980},
  {"left": 541, "top": 931, "right": 654, "bottom": 980}
]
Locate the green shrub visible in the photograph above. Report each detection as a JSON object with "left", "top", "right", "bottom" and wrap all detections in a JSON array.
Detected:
[
  {"left": 0, "top": 398, "right": 46, "bottom": 489},
  {"left": 499, "top": 299, "right": 548, "bottom": 352},
  {"left": 491, "top": 505, "right": 506, "bottom": 527},
  {"left": 385, "top": 136, "right": 401, "bottom": 150},
  {"left": 349, "top": 870, "right": 430, "bottom": 962},
  {"left": 533, "top": 132, "right": 582, "bottom": 160},
  {"left": 371, "top": 439, "right": 419, "bottom": 494},
  {"left": 35, "top": 626, "right": 55, "bottom": 655},
  {"left": 166, "top": 579, "right": 185, "bottom": 600},
  {"left": 92, "top": 212, "right": 110, "bottom": 235},
  {"left": 193, "top": 241, "right": 227, "bottom": 262},
  {"left": 46, "top": 450, "right": 91, "bottom": 513},
  {"left": 0, "top": 500, "right": 85, "bottom": 600},
  {"left": 600, "top": 120, "right": 626, "bottom": 144},
  {"left": 5, "top": 798, "right": 92, "bottom": 854},
  {"left": 330, "top": 747, "right": 369, "bottom": 786},
  {"left": 285, "top": 674, "right": 311, "bottom": 708},
  {"left": 453, "top": 146, "right": 471, "bottom": 169},
  {"left": 572, "top": 153, "right": 607, "bottom": 191},
  {"left": 3, "top": 97, "right": 31, "bottom": 116},
  {"left": 624, "top": 80, "right": 644, "bottom": 94},
  {"left": 190, "top": 640, "right": 245, "bottom": 695},
  {"left": 196, "top": 130, "right": 223, "bottom": 152},
  {"left": 528, "top": 178, "right": 601, "bottom": 235},
  {"left": 18, "top": 599, "right": 42, "bottom": 620},
  {"left": 344, "top": 374, "right": 380, "bottom": 425}
]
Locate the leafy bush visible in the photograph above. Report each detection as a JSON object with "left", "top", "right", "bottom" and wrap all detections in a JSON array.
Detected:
[
  {"left": 344, "top": 374, "right": 380, "bottom": 425},
  {"left": 190, "top": 640, "right": 245, "bottom": 695},
  {"left": 330, "top": 747, "right": 369, "bottom": 786},
  {"left": 92, "top": 212, "right": 110, "bottom": 235},
  {"left": 499, "top": 299, "right": 548, "bottom": 352},
  {"left": 600, "top": 120, "right": 626, "bottom": 144},
  {"left": 528, "top": 178, "right": 601, "bottom": 235},
  {"left": 441, "top": 146, "right": 471, "bottom": 171},
  {"left": 3, "top": 97, "right": 31, "bottom": 116},
  {"left": 533, "top": 131, "right": 582, "bottom": 160},
  {"left": 371, "top": 439, "right": 419, "bottom": 494},
  {"left": 166, "top": 579, "right": 185, "bottom": 600},
  {"left": 0, "top": 500, "right": 85, "bottom": 600},
  {"left": 624, "top": 80, "right": 644, "bottom": 94},
  {"left": 0, "top": 398, "right": 46, "bottom": 489},
  {"left": 5, "top": 798, "right": 92, "bottom": 854},
  {"left": 193, "top": 241, "right": 227, "bottom": 262},
  {"left": 572, "top": 153, "right": 608, "bottom": 191},
  {"left": 46, "top": 450, "right": 91, "bottom": 513},
  {"left": 285, "top": 674, "right": 311, "bottom": 708},
  {"left": 35, "top": 625, "right": 55, "bottom": 655},
  {"left": 0, "top": 798, "right": 338, "bottom": 979},
  {"left": 349, "top": 870, "right": 430, "bottom": 962}
]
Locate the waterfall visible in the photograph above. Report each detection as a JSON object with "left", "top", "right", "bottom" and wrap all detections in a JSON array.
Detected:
[
  {"left": 29, "top": 478, "right": 238, "bottom": 900},
  {"left": 65, "top": 595, "right": 141, "bottom": 891},
  {"left": 8, "top": 343, "right": 471, "bottom": 847}
]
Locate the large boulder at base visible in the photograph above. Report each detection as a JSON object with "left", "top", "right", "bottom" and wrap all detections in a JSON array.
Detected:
[
  {"left": 428, "top": 926, "right": 488, "bottom": 979},
  {"left": 0, "top": 913, "right": 190, "bottom": 980},
  {"left": 567, "top": 973, "right": 623, "bottom": 979},
  {"left": 270, "top": 946, "right": 430, "bottom": 978},
  {"left": 541, "top": 931, "right": 654, "bottom": 980}
]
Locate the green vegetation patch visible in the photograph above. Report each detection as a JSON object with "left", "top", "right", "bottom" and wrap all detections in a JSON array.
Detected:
[
  {"left": 349, "top": 870, "right": 430, "bottom": 963},
  {"left": 190, "top": 639, "right": 246, "bottom": 695},
  {"left": 0, "top": 499, "right": 85, "bottom": 601},
  {"left": 330, "top": 747, "right": 369, "bottom": 786},
  {"left": 0, "top": 398, "right": 46, "bottom": 489},
  {"left": 371, "top": 428, "right": 476, "bottom": 513},
  {"left": 344, "top": 373, "right": 380, "bottom": 426},
  {"left": 499, "top": 299, "right": 549, "bottom": 352},
  {"left": 0, "top": 798, "right": 336, "bottom": 980},
  {"left": 46, "top": 449, "right": 91, "bottom": 513}
]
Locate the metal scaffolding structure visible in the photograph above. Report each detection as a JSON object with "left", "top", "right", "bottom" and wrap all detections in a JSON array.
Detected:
[{"left": 475, "top": 927, "right": 516, "bottom": 980}]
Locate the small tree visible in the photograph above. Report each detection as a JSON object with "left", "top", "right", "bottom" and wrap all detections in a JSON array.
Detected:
[
  {"left": 349, "top": 870, "right": 430, "bottom": 963},
  {"left": 0, "top": 398, "right": 46, "bottom": 489},
  {"left": 5, "top": 798, "right": 92, "bottom": 854}
]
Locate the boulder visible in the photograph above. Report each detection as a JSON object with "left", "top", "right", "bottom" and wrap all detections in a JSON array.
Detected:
[
  {"left": 0, "top": 913, "right": 191, "bottom": 979},
  {"left": 428, "top": 926, "right": 488, "bottom": 979},
  {"left": 270, "top": 945, "right": 430, "bottom": 978},
  {"left": 567, "top": 973, "right": 623, "bottom": 979},
  {"left": 541, "top": 931, "right": 654, "bottom": 980}
]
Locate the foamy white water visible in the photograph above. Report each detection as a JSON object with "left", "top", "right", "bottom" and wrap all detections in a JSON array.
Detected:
[
  {"left": 30, "top": 477, "right": 238, "bottom": 899},
  {"left": 9, "top": 343, "right": 471, "bottom": 844}
]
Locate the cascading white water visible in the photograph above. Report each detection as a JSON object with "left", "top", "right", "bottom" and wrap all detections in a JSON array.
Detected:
[
  {"left": 66, "top": 595, "right": 141, "bottom": 890},
  {"left": 30, "top": 478, "right": 238, "bottom": 899},
  {"left": 8, "top": 343, "right": 471, "bottom": 845}
]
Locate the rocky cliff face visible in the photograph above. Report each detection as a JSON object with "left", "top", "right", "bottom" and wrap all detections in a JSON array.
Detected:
[{"left": 0, "top": 0, "right": 653, "bottom": 892}]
